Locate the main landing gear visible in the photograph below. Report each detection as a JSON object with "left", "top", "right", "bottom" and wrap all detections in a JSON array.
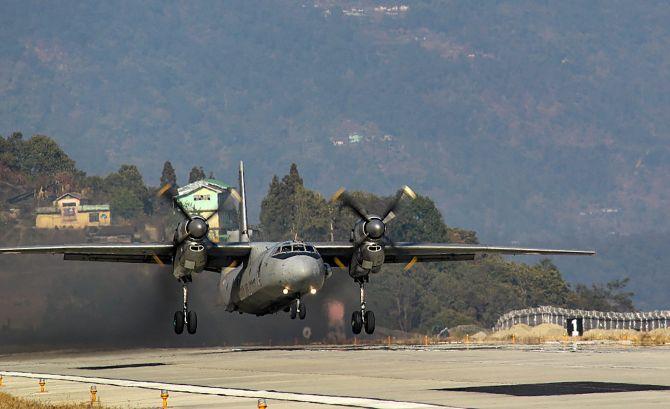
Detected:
[
  {"left": 288, "top": 298, "right": 307, "bottom": 320},
  {"left": 174, "top": 284, "right": 197, "bottom": 335},
  {"left": 352, "top": 279, "right": 375, "bottom": 335}
]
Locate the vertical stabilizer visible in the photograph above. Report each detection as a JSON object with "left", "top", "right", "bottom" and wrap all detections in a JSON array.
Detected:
[{"left": 238, "top": 161, "right": 250, "bottom": 242}]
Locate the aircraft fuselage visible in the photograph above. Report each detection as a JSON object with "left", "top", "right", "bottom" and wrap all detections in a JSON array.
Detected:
[{"left": 218, "top": 241, "right": 329, "bottom": 315}]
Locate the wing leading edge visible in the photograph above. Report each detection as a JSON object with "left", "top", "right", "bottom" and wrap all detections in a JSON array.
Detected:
[
  {"left": 314, "top": 242, "right": 595, "bottom": 265},
  {"left": 0, "top": 242, "right": 253, "bottom": 267},
  {"left": 0, "top": 243, "right": 176, "bottom": 264}
]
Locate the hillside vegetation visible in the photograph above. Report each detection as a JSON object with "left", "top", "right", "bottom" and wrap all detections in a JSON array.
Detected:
[
  {"left": 0, "top": 135, "right": 636, "bottom": 345},
  {"left": 1, "top": 1, "right": 669, "bottom": 242}
]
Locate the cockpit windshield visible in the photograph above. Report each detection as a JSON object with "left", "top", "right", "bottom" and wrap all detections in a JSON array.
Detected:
[
  {"left": 273, "top": 242, "right": 319, "bottom": 257},
  {"left": 293, "top": 244, "right": 306, "bottom": 252}
]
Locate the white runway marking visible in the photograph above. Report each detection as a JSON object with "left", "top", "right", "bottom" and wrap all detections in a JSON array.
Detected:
[{"left": 0, "top": 370, "right": 460, "bottom": 409}]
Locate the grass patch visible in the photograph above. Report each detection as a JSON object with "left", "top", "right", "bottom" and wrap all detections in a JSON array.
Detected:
[{"left": 0, "top": 392, "right": 97, "bottom": 409}]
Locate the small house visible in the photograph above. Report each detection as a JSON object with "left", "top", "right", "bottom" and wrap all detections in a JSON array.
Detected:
[
  {"left": 175, "top": 179, "right": 239, "bottom": 243},
  {"left": 36, "top": 193, "right": 111, "bottom": 229}
]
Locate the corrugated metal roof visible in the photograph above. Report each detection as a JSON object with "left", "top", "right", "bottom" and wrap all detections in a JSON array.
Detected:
[
  {"left": 36, "top": 207, "right": 58, "bottom": 214},
  {"left": 80, "top": 205, "right": 110, "bottom": 211},
  {"left": 55, "top": 192, "right": 81, "bottom": 201},
  {"left": 35, "top": 205, "right": 110, "bottom": 214},
  {"left": 176, "top": 179, "right": 232, "bottom": 197}
]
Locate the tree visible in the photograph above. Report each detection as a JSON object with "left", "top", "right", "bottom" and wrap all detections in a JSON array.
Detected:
[
  {"left": 23, "top": 135, "right": 77, "bottom": 176},
  {"left": 110, "top": 187, "right": 144, "bottom": 219},
  {"left": 260, "top": 164, "right": 330, "bottom": 241},
  {"left": 188, "top": 166, "right": 206, "bottom": 183},
  {"left": 104, "top": 165, "right": 151, "bottom": 217},
  {"left": 0, "top": 133, "right": 77, "bottom": 176},
  {"left": 570, "top": 278, "right": 635, "bottom": 312},
  {"left": 160, "top": 161, "right": 177, "bottom": 189}
]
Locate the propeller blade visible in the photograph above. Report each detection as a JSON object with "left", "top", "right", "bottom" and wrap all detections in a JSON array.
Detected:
[
  {"left": 173, "top": 198, "right": 192, "bottom": 221},
  {"left": 332, "top": 187, "right": 370, "bottom": 222},
  {"left": 155, "top": 183, "right": 173, "bottom": 198},
  {"left": 402, "top": 185, "right": 417, "bottom": 200},
  {"left": 151, "top": 253, "right": 166, "bottom": 267},
  {"left": 223, "top": 259, "right": 238, "bottom": 274},
  {"left": 382, "top": 185, "right": 416, "bottom": 224},
  {"left": 333, "top": 256, "right": 347, "bottom": 269},
  {"left": 204, "top": 210, "right": 218, "bottom": 222},
  {"left": 229, "top": 188, "right": 242, "bottom": 203},
  {"left": 403, "top": 256, "right": 418, "bottom": 272}
]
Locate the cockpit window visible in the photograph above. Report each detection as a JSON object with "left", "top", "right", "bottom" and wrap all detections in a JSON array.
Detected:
[
  {"left": 272, "top": 242, "right": 319, "bottom": 258},
  {"left": 292, "top": 244, "right": 306, "bottom": 252}
]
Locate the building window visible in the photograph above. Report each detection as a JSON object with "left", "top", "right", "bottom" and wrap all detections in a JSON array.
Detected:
[
  {"left": 194, "top": 194, "right": 210, "bottom": 201},
  {"left": 62, "top": 202, "right": 77, "bottom": 207},
  {"left": 89, "top": 213, "right": 99, "bottom": 222}
]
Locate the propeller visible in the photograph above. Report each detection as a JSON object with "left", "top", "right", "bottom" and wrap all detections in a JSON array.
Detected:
[
  {"left": 332, "top": 185, "right": 417, "bottom": 270},
  {"left": 331, "top": 187, "right": 371, "bottom": 222},
  {"left": 382, "top": 185, "right": 416, "bottom": 224},
  {"left": 332, "top": 185, "right": 416, "bottom": 243},
  {"left": 156, "top": 183, "right": 211, "bottom": 243}
]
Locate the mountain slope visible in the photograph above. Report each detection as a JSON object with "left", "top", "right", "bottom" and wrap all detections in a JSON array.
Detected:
[{"left": 1, "top": 0, "right": 669, "bottom": 245}]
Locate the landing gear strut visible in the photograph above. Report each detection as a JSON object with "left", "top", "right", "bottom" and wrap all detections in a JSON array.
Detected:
[
  {"left": 174, "top": 284, "right": 197, "bottom": 335},
  {"left": 289, "top": 297, "right": 307, "bottom": 320},
  {"left": 352, "top": 280, "right": 375, "bottom": 335}
]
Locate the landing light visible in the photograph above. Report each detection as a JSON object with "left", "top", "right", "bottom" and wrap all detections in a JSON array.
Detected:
[
  {"left": 282, "top": 288, "right": 289, "bottom": 295},
  {"left": 310, "top": 287, "right": 317, "bottom": 295}
]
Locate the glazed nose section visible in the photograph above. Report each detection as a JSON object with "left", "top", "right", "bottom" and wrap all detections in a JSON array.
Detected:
[{"left": 284, "top": 256, "right": 324, "bottom": 292}]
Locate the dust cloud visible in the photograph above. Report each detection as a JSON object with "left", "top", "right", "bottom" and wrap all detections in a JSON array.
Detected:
[{"left": 0, "top": 245, "right": 358, "bottom": 352}]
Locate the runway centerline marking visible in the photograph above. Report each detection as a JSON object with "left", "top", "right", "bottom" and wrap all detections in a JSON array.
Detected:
[{"left": 0, "top": 370, "right": 460, "bottom": 409}]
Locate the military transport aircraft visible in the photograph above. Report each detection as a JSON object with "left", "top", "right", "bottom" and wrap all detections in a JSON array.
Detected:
[{"left": 0, "top": 162, "right": 594, "bottom": 335}]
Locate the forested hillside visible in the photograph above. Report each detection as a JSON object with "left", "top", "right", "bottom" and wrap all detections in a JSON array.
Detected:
[
  {"left": 0, "top": 136, "right": 635, "bottom": 346},
  {"left": 1, "top": 2, "right": 669, "bottom": 309},
  {"left": 2, "top": 1, "right": 669, "bottom": 239}
]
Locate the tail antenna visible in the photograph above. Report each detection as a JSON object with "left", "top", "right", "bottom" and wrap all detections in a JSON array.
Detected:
[{"left": 238, "top": 161, "right": 250, "bottom": 242}]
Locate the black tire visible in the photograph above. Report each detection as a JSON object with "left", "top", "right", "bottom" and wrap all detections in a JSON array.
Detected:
[
  {"left": 364, "top": 310, "right": 375, "bottom": 334},
  {"left": 298, "top": 303, "right": 306, "bottom": 320},
  {"left": 173, "top": 311, "right": 184, "bottom": 335},
  {"left": 187, "top": 310, "right": 198, "bottom": 334},
  {"left": 351, "top": 310, "right": 363, "bottom": 334},
  {"left": 290, "top": 302, "right": 297, "bottom": 319}
]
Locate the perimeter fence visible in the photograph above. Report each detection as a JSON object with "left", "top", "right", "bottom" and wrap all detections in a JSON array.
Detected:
[{"left": 494, "top": 306, "right": 670, "bottom": 332}]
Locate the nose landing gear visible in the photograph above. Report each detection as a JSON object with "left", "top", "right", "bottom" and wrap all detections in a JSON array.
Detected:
[
  {"left": 289, "top": 297, "right": 307, "bottom": 320},
  {"left": 174, "top": 284, "right": 198, "bottom": 335},
  {"left": 352, "top": 280, "right": 375, "bottom": 335}
]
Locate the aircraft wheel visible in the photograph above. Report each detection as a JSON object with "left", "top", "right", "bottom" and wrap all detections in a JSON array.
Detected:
[
  {"left": 173, "top": 311, "right": 185, "bottom": 335},
  {"left": 351, "top": 310, "right": 363, "bottom": 334},
  {"left": 187, "top": 311, "right": 198, "bottom": 334},
  {"left": 290, "top": 302, "right": 297, "bottom": 319},
  {"left": 364, "top": 310, "right": 375, "bottom": 334},
  {"left": 298, "top": 303, "right": 307, "bottom": 320}
]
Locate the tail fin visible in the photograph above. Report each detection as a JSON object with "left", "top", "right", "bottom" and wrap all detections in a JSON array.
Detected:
[{"left": 238, "top": 161, "right": 250, "bottom": 242}]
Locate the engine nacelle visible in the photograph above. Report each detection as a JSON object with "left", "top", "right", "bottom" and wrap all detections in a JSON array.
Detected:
[
  {"left": 349, "top": 242, "right": 385, "bottom": 279},
  {"left": 173, "top": 240, "right": 208, "bottom": 281}
]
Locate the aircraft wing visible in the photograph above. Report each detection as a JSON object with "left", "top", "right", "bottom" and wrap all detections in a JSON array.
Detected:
[
  {"left": 0, "top": 243, "right": 176, "bottom": 264},
  {"left": 0, "top": 242, "right": 254, "bottom": 271},
  {"left": 314, "top": 242, "right": 594, "bottom": 266}
]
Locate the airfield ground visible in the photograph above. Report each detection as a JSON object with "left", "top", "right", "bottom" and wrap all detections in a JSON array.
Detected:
[{"left": 1, "top": 343, "right": 670, "bottom": 408}]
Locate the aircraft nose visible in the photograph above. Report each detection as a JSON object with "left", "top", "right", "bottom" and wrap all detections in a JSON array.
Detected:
[{"left": 283, "top": 256, "right": 324, "bottom": 292}]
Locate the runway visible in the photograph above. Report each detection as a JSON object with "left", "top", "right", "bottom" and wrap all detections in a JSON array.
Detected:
[{"left": 1, "top": 343, "right": 670, "bottom": 408}]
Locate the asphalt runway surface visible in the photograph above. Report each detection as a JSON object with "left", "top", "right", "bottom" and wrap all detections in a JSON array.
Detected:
[{"left": 1, "top": 343, "right": 670, "bottom": 408}]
